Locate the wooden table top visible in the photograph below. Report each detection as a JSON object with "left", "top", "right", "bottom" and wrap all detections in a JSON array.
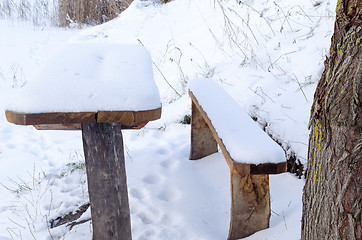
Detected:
[
  {"left": 5, "top": 43, "right": 162, "bottom": 130},
  {"left": 5, "top": 108, "right": 161, "bottom": 130}
]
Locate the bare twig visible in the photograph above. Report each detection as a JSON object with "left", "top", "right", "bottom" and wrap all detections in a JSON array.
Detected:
[
  {"left": 137, "top": 39, "right": 182, "bottom": 98},
  {"left": 248, "top": 87, "right": 265, "bottom": 101},
  {"left": 298, "top": 5, "right": 313, "bottom": 22},
  {"left": 271, "top": 210, "right": 280, "bottom": 216},
  {"left": 7, "top": 217, "right": 26, "bottom": 229},
  {"left": 273, "top": 2, "right": 293, "bottom": 32},
  {"left": 282, "top": 211, "right": 287, "bottom": 230},
  {"left": 153, "top": 62, "right": 182, "bottom": 98},
  {"left": 293, "top": 74, "right": 309, "bottom": 102},
  {"left": 236, "top": 1, "right": 276, "bottom": 36},
  {"left": 45, "top": 215, "right": 55, "bottom": 240}
]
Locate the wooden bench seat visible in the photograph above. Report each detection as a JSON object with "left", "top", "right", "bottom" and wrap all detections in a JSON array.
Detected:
[{"left": 188, "top": 78, "right": 287, "bottom": 240}]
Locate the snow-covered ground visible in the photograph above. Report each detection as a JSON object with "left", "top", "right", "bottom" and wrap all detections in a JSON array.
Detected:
[{"left": 0, "top": 0, "right": 336, "bottom": 239}]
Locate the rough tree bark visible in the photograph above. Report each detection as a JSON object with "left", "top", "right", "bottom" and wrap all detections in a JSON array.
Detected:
[{"left": 302, "top": 0, "right": 361, "bottom": 239}]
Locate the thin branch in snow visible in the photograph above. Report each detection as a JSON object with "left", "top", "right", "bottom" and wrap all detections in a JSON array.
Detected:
[
  {"left": 282, "top": 211, "right": 287, "bottom": 230},
  {"left": 271, "top": 210, "right": 280, "bottom": 216},
  {"left": 45, "top": 215, "right": 55, "bottom": 240},
  {"left": 138, "top": 39, "right": 182, "bottom": 98},
  {"left": 292, "top": 74, "right": 309, "bottom": 102},
  {"left": 7, "top": 217, "right": 26, "bottom": 229}
]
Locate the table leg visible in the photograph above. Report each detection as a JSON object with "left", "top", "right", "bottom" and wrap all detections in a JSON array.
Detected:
[{"left": 82, "top": 122, "right": 132, "bottom": 240}]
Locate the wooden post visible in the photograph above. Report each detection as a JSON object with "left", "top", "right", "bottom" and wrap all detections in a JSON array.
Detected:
[
  {"left": 228, "top": 171, "right": 270, "bottom": 240},
  {"left": 82, "top": 122, "right": 132, "bottom": 240},
  {"left": 190, "top": 102, "right": 218, "bottom": 160}
]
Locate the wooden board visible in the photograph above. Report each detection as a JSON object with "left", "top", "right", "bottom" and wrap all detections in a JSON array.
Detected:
[
  {"left": 34, "top": 124, "right": 82, "bottom": 130},
  {"left": 5, "top": 111, "right": 96, "bottom": 126},
  {"left": 189, "top": 101, "right": 218, "bottom": 160},
  {"left": 228, "top": 172, "right": 270, "bottom": 240},
  {"left": 6, "top": 107, "right": 161, "bottom": 130},
  {"left": 97, "top": 108, "right": 162, "bottom": 124},
  {"left": 189, "top": 90, "right": 286, "bottom": 175}
]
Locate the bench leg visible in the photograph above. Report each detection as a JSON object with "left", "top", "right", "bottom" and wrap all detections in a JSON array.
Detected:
[
  {"left": 190, "top": 102, "right": 218, "bottom": 160},
  {"left": 82, "top": 123, "right": 132, "bottom": 240},
  {"left": 228, "top": 171, "right": 270, "bottom": 240}
]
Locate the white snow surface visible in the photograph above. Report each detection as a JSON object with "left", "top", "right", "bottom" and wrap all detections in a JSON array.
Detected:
[
  {"left": 0, "top": 0, "right": 338, "bottom": 239},
  {"left": 189, "top": 78, "right": 285, "bottom": 164},
  {"left": 7, "top": 43, "right": 161, "bottom": 113}
]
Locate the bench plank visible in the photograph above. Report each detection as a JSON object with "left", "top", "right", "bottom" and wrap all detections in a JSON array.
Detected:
[
  {"left": 188, "top": 78, "right": 286, "bottom": 167},
  {"left": 189, "top": 90, "right": 286, "bottom": 174}
]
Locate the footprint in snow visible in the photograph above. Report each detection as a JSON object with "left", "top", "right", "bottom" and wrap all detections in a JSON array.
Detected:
[
  {"left": 137, "top": 207, "right": 161, "bottom": 225},
  {"left": 137, "top": 228, "right": 156, "bottom": 240},
  {"left": 130, "top": 187, "right": 147, "bottom": 200},
  {"left": 0, "top": 207, "right": 6, "bottom": 213},
  {"left": 157, "top": 227, "right": 182, "bottom": 240},
  {"left": 6, "top": 144, "right": 16, "bottom": 149},
  {"left": 158, "top": 188, "right": 181, "bottom": 202},
  {"left": 160, "top": 159, "right": 179, "bottom": 170},
  {"left": 156, "top": 148, "right": 168, "bottom": 155},
  {"left": 142, "top": 173, "right": 164, "bottom": 185}
]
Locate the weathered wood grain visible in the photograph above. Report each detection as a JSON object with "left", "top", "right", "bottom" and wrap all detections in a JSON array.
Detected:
[
  {"left": 134, "top": 108, "right": 162, "bottom": 123},
  {"left": 5, "top": 110, "right": 96, "bottom": 126},
  {"left": 248, "top": 161, "right": 287, "bottom": 175},
  {"left": 228, "top": 172, "right": 270, "bottom": 240},
  {"left": 97, "top": 108, "right": 161, "bottom": 126},
  {"left": 189, "top": 101, "right": 218, "bottom": 160},
  {"left": 34, "top": 122, "right": 149, "bottom": 130},
  {"left": 6, "top": 107, "right": 161, "bottom": 130},
  {"left": 97, "top": 111, "right": 134, "bottom": 124},
  {"left": 82, "top": 122, "right": 132, "bottom": 240},
  {"left": 34, "top": 124, "right": 82, "bottom": 130}
]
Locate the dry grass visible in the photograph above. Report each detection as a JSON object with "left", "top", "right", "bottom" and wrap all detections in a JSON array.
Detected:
[
  {"left": 58, "top": 0, "right": 133, "bottom": 27},
  {"left": 0, "top": 0, "right": 133, "bottom": 27},
  {"left": 0, "top": 0, "right": 58, "bottom": 27}
]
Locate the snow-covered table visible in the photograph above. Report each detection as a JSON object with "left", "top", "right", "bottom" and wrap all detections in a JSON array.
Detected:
[
  {"left": 188, "top": 78, "right": 286, "bottom": 240},
  {"left": 6, "top": 43, "right": 162, "bottom": 240}
]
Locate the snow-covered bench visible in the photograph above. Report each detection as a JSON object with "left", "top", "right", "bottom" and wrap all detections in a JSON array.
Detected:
[
  {"left": 188, "top": 78, "right": 286, "bottom": 240},
  {"left": 6, "top": 43, "right": 162, "bottom": 240}
]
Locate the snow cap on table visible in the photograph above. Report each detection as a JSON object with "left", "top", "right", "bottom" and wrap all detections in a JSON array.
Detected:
[
  {"left": 189, "top": 78, "right": 285, "bottom": 165},
  {"left": 7, "top": 43, "right": 161, "bottom": 113}
]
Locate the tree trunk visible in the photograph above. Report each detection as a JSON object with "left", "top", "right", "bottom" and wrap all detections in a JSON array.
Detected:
[
  {"left": 301, "top": 1, "right": 361, "bottom": 239},
  {"left": 82, "top": 122, "right": 132, "bottom": 240}
]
